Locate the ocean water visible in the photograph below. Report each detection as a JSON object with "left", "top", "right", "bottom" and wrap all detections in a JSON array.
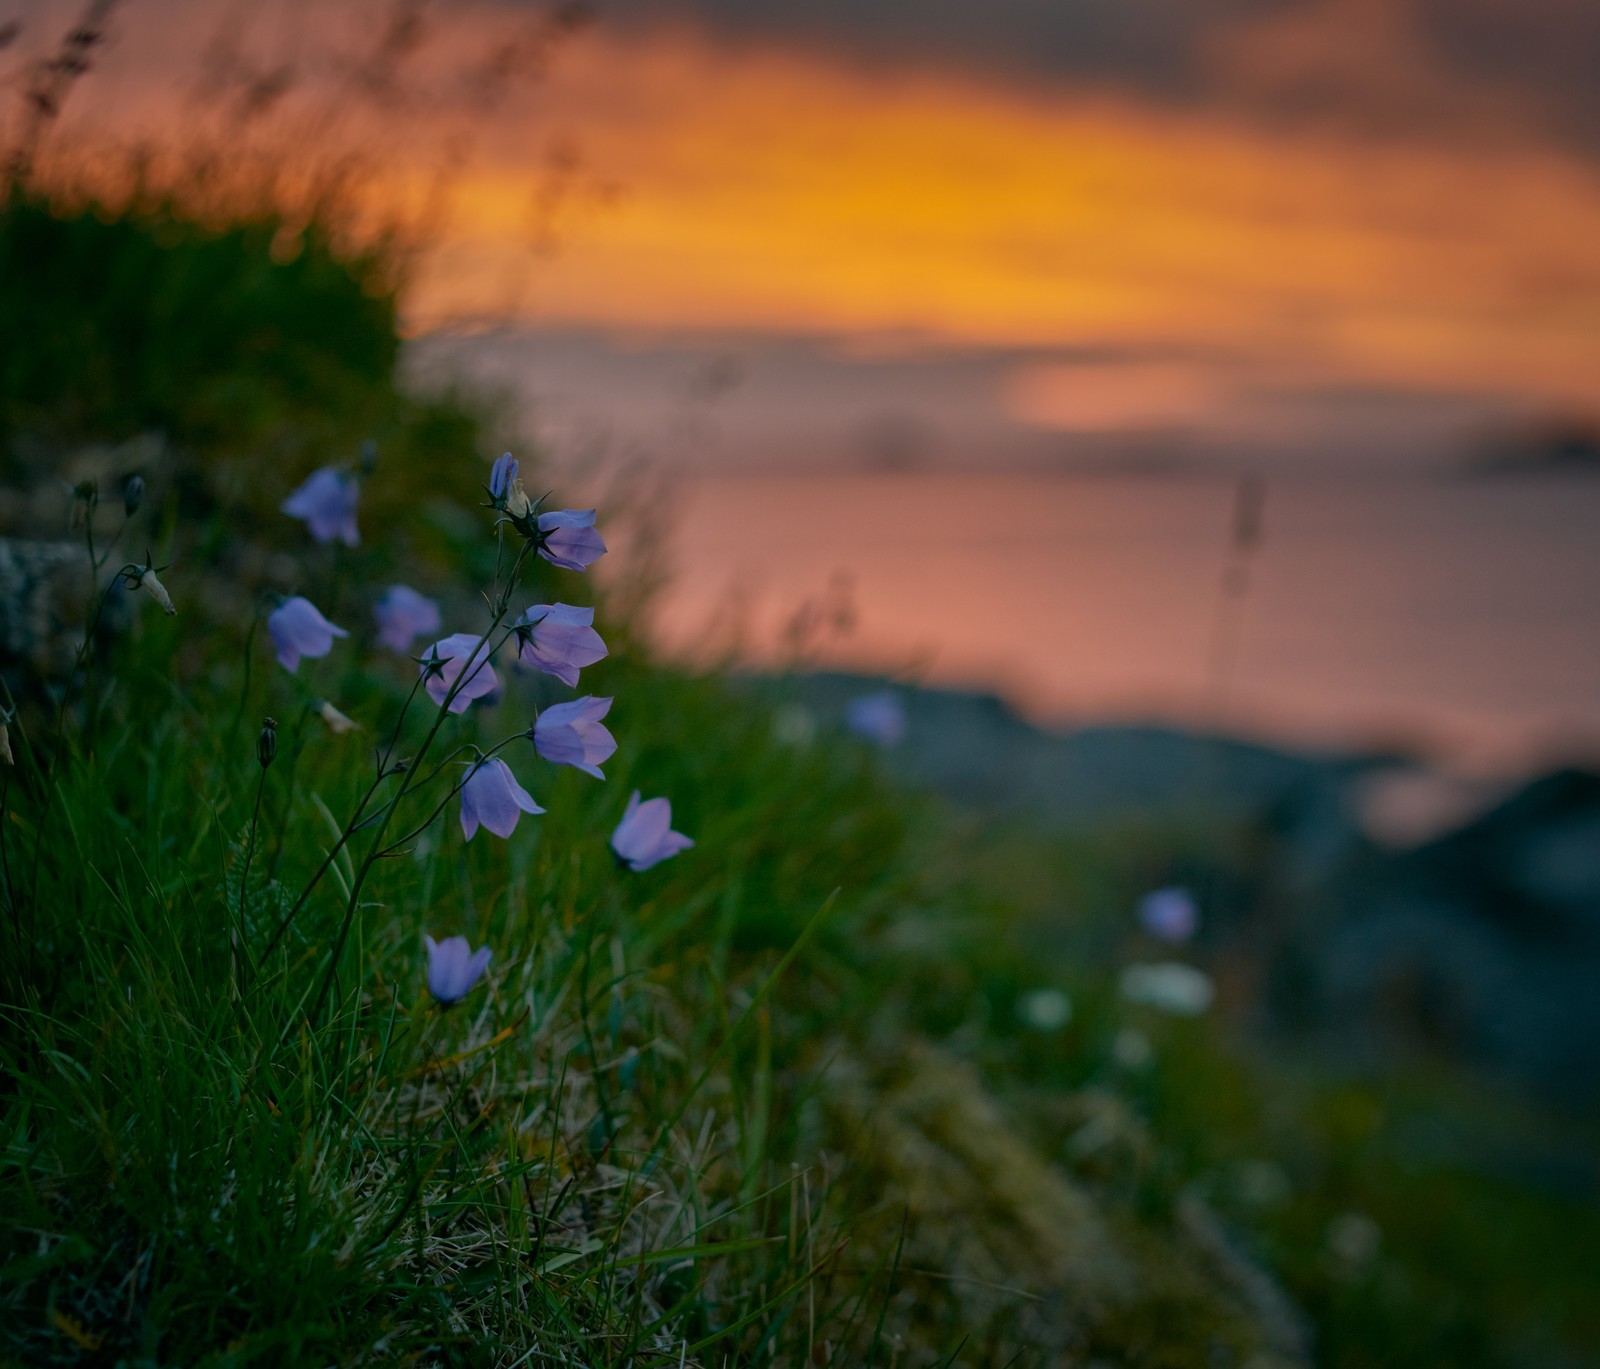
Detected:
[{"left": 640, "top": 469, "right": 1600, "bottom": 776}]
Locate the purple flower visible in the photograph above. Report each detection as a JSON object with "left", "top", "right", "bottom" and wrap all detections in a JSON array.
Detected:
[
  {"left": 611, "top": 791, "right": 694, "bottom": 871},
  {"left": 424, "top": 934, "right": 492, "bottom": 1004},
  {"left": 459, "top": 757, "right": 544, "bottom": 840},
  {"left": 514, "top": 603, "right": 607, "bottom": 687},
  {"left": 267, "top": 596, "right": 349, "bottom": 672},
  {"left": 845, "top": 690, "right": 906, "bottom": 747},
  {"left": 281, "top": 467, "right": 359, "bottom": 546},
  {"left": 532, "top": 696, "right": 616, "bottom": 778},
  {"left": 1138, "top": 887, "right": 1199, "bottom": 944},
  {"left": 489, "top": 452, "right": 532, "bottom": 518},
  {"left": 421, "top": 633, "right": 499, "bottom": 714},
  {"left": 537, "top": 509, "right": 606, "bottom": 572},
  {"left": 489, "top": 453, "right": 518, "bottom": 500},
  {"left": 374, "top": 585, "right": 442, "bottom": 653}
]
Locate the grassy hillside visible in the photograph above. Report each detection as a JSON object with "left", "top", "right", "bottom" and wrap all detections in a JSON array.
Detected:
[{"left": 1, "top": 195, "right": 1596, "bottom": 1368}]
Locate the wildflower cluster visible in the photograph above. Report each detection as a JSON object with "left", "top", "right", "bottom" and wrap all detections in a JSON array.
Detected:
[
  {"left": 487, "top": 452, "right": 607, "bottom": 571},
  {"left": 267, "top": 452, "right": 692, "bottom": 1009}
]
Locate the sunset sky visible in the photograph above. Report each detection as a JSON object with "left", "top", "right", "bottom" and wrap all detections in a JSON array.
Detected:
[
  {"left": 8, "top": 0, "right": 1600, "bottom": 756},
  {"left": 10, "top": 0, "right": 1600, "bottom": 470}
]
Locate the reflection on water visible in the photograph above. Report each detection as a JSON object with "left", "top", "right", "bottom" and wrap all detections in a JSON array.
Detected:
[{"left": 642, "top": 470, "right": 1600, "bottom": 775}]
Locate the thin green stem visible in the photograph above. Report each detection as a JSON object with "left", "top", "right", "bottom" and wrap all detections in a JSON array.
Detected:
[
  {"left": 231, "top": 607, "right": 263, "bottom": 736},
  {"left": 378, "top": 672, "right": 427, "bottom": 776},
  {"left": 265, "top": 700, "right": 316, "bottom": 879},
  {"left": 253, "top": 765, "right": 386, "bottom": 972},
  {"left": 234, "top": 763, "right": 268, "bottom": 993},
  {"left": 378, "top": 733, "right": 523, "bottom": 858},
  {"left": 306, "top": 542, "right": 533, "bottom": 1029},
  {"left": 255, "top": 673, "right": 479, "bottom": 973}
]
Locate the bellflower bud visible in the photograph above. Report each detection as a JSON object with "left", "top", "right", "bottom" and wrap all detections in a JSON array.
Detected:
[
  {"left": 488, "top": 453, "right": 517, "bottom": 501},
  {"left": 138, "top": 567, "right": 175, "bottom": 615},
  {"left": 120, "top": 552, "right": 175, "bottom": 615},
  {"left": 257, "top": 717, "right": 278, "bottom": 768}
]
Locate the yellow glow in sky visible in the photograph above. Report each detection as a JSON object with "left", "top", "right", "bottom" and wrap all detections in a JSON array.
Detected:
[
  {"left": 36, "top": 4, "right": 1600, "bottom": 424},
  {"left": 404, "top": 28, "right": 1600, "bottom": 411}
]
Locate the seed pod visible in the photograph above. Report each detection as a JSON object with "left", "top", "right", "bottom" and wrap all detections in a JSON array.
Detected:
[{"left": 257, "top": 717, "right": 278, "bottom": 769}]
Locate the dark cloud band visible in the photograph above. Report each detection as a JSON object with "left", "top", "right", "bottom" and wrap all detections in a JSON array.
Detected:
[{"left": 578, "top": 0, "right": 1600, "bottom": 158}]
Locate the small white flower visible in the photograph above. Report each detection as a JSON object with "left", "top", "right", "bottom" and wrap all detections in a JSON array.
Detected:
[
  {"left": 772, "top": 704, "right": 817, "bottom": 748},
  {"left": 1120, "top": 962, "right": 1214, "bottom": 1016},
  {"left": 1111, "top": 1027, "right": 1153, "bottom": 1069},
  {"left": 1235, "top": 1159, "right": 1292, "bottom": 1208},
  {"left": 316, "top": 700, "right": 360, "bottom": 734},
  {"left": 1016, "top": 987, "right": 1073, "bottom": 1031},
  {"left": 1326, "top": 1212, "right": 1381, "bottom": 1270}
]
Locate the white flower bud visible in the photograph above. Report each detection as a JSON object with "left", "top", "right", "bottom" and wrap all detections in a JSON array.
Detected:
[{"left": 138, "top": 567, "right": 175, "bottom": 615}]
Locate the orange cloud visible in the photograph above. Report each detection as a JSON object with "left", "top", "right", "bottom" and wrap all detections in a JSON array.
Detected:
[
  {"left": 32, "top": 6, "right": 1600, "bottom": 422},
  {"left": 1006, "top": 362, "right": 1227, "bottom": 434},
  {"left": 404, "top": 27, "right": 1600, "bottom": 411}
]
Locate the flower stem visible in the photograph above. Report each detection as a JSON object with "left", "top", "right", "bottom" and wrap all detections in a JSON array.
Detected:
[
  {"left": 234, "top": 762, "right": 268, "bottom": 994},
  {"left": 378, "top": 733, "right": 522, "bottom": 857},
  {"left": 306, "top": 542, "right": 533, "bottom": 1030},
  {"left": 254, "top": 654, "right": 470, "bottom": 974},
  {"left": 252, "top": 766, "right": 386, "bottom": 973},
  {"left": 231, "top": 606, "right": 263, "bottom": 737}
]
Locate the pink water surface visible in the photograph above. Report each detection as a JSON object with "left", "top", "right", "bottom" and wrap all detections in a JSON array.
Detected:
[{"left": 638, "top": 470, "right": 1600, "bottom": 775}]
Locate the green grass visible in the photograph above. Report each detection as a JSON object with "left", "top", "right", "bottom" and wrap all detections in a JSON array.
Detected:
[
  {"left": 0, "top": 544, "right": 896, "bottom": 1363},
  {"left": 3, "top": 195, "right": 1598, "bottom": 1368},
  {"left": 0, "top": 192, "right": 395, "bottom": 451}
]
